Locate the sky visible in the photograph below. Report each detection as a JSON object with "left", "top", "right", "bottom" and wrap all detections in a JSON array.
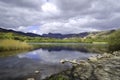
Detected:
[{"left": 0, "top": 0, "right": 120, "bottom": 34}]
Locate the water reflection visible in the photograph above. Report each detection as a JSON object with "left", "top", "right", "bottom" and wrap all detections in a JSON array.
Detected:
[
  {"left": 0, "top": 43, "right": 106, "bottom": 80},
  {"left": 18, "top": 49, "right": 96, "bottom": 63}
]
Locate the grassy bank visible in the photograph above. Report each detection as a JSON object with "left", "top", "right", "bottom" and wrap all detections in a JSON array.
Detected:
[{"left": 0, "top": 39, "right": 33, "bottom": 51}]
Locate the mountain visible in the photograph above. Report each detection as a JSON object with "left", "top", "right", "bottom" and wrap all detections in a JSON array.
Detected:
[
  {"left": 42, "top": 32, "right": 89, "bottom": 38},
  {"left": 0, "top": 28, "right": 41, "bottom": 37},
  {"left": 0, "top": 28, "right": 90, "bottom": 38},
  {"left": 0, "top": 27, "right": 117, "bottom": 38}
]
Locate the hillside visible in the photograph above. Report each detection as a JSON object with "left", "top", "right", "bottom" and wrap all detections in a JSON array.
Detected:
[
  {"left": 0, "top": 27, "right": 119, "bottom": 43},
  {"left": 86, "top": 30, "right": 116, "bottom": 38}
]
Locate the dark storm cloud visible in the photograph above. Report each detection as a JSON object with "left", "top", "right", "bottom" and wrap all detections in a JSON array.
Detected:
[
  {"left": 0, "top": 0, "right": 44, "bottom": 28},
  {"left": 0, "top": 0, "right": 43, "bottom": 9},
  {"left": 0, "top": 0, "right": 120, "bottom": 34},
  {"left": 87, "top": 16, "right": 120, "bottom": 30},
  {"left": 53, "top": 0, "right": 93, "bottom": 11}
]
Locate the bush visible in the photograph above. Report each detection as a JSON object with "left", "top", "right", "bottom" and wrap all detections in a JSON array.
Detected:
[{"left": 108, "top": 30, "right": 120, "bottom": 52}]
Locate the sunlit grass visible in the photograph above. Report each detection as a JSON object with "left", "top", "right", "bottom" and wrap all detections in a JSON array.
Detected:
[{"left": 0, "top": 39, "right": 33, "bottom": 51}]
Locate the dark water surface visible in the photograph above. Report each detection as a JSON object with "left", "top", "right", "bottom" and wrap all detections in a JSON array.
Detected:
[{"left": 0, "top": 43, "right": 107, "bottom": 80}]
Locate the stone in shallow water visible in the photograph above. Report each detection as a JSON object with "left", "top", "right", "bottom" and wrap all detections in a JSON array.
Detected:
[
  {"left": 27, "top": 78, "right": 35, "bottom": 80},
  {"left": 35, "top": 70, "right": 40, "bottom": 74}
]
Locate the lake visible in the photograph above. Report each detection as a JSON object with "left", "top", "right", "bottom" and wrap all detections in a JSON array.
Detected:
[{"left": 0, "top": 43, "right": 107, "bottom": 80}]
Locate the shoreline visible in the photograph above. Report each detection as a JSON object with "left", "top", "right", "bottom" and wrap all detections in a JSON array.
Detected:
[{"left": 44, "top": 51, "right": 120, "bottom": 80}]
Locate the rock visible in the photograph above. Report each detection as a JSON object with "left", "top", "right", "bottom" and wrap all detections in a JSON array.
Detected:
[
  {"left": 44, "top": 51, "right": 120, "bottom": 80},
  {"left": 60, "top": 59, "right": 66, "bottom": 64},
  {"left": 88, "top": 57, "right": 98, "bottom": 62},
  {"left": 35, "top": 70, "right": 40, "bottom": 74},
  {"left": 60, "top": 59, "right": 80, "bottom": 65},
  {"left": 27, "top": 78, "right": 35, "bottom": 80}
]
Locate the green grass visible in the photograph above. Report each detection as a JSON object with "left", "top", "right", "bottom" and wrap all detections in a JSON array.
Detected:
[{"left": 0, "top": 39, "right": 33, "bottom": 51}]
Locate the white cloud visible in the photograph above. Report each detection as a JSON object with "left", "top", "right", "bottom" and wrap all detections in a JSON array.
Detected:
[
  {"left": 17, "top": 26, "right": 26, "bottom": 31},
  {"left": 32, "top": 30, "right": 37, "bottom": 33},
  {"left": 17, "top": 26, "right": 39, "bottom": 34},
  {"left": 38, "top": 16, "right": 99, "bottom": 34},
  {"left": 41, "top": 2, "right": 60, "bottom": 15}
]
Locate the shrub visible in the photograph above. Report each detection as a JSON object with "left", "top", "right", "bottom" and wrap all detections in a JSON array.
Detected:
[{"left": 108, "top": 30, "right": 120, "bottom": 52}]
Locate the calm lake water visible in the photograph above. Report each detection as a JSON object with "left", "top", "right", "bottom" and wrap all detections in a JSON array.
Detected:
[{"left": 0, "top": 43, "right": 107, "bottom": 80}]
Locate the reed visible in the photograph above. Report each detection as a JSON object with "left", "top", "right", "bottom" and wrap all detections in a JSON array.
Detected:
[{"left": 0, "top": 39, "right": 33, "bottom": 51}]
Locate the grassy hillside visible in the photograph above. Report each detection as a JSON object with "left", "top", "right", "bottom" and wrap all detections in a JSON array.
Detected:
[
  {"left": 0, "top": 28, "right": 119, "bottom": 44},
  {"left": 86, "top": 30, "right": 115, "bottom": 38}
]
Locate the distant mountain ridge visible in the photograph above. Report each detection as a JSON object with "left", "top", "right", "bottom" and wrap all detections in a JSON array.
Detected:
[
  {"left": 0, "top": 27, "right": 116, "bottom": 38},
  {"left": 0, "top": 28, "right": 41, "bottom": 37},
  {"left": 42, "top": 32, "right": 89, "bottom": 38}
]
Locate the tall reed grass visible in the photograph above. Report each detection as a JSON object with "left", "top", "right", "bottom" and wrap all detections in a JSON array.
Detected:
[{"left": 0, "top": 39, "right": 33, "bottom": 51}]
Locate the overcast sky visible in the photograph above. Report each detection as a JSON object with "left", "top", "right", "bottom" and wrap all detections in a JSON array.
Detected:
[{"left": 0, "top": 0, "right": 120, "bottom": 34}]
